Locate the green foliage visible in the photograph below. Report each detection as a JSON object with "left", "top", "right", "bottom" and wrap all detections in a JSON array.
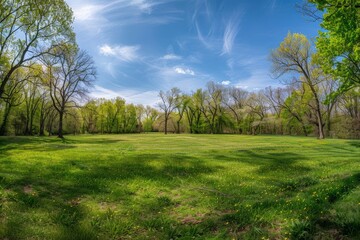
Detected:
[
  {"left": 0, "top": 0, "right": 75, "bottom": 99},
  {"left": 310, "top": 0, "right": 360, "bottom": 91}
]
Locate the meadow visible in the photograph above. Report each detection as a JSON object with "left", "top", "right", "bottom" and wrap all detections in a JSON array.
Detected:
[{"left": 0, "top": 134, "right": 359, "bottom": 239}]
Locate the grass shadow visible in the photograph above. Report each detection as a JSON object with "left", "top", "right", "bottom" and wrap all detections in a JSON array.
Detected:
[
  {"left": 213, "top": 148, "right": 310, "bottom": 175},
  {"left": 0, "top": 153, "right": 219, "bottom": 239},
  {"left": 348, "top": 141, "right": 360, "bottom": 148}
]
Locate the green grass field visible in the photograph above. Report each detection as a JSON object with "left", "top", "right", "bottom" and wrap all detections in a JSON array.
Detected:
[{"left": 0, "top": 134, "right": 359, "bottom": 239}]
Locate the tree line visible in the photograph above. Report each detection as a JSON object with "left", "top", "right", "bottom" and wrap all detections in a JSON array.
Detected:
[{"left": 0, "top": 0, "right": 359, "bottom": 139}]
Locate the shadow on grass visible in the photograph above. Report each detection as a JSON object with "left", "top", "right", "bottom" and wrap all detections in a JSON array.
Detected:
[
  {"left": 0, "top": 153, "right": 218, "bottom": 239},
  {"left": 213, "top": 148, "right": 311, "bottom": 175},
  {"left": 0, "top": 136, "right": 125, "bottom": 153},
  {"left": 348, "top": 141, "right": 360, "bottom": 148},
  {"left": 292, "top": 173, "right": 360, "bottom": 239}
]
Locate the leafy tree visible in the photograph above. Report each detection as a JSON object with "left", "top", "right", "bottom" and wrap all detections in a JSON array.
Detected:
[
  {"left": 309, "top": 0, "right": 360, "bottom": 92},
  {"left": 202, "top": 82, "right": 224, "bottom": 134},
  {"left": 136, "top": 104, "right": 145, "bottom": 133},
  {"left": 143, "top": 105, "right": 158, "bottom": 132},
  {"left": 158, "top": 88, "right": 180, "bottom": 134},
  {"left": 81, "top": 99, "right": 98, "bottom": 133},
  {"left": 174, "top": 94, "right": 189, "bottom": 134},
  {"left": 23, "top": 65, "right": 44, "bottom": 135},
  {"left": 271, "top": 33, "right": 326, "bottom": 139},
  {"left": 0, "top": 69, "right": 27, "bottom": 135},
  {"left": 223, "top": 87, "right": 248, "bottom": 134},
  {"left": 0, "top": 0, "right": 74, "bottom": 99},
  {"left": 185, "top": 89, "right": 205, "bottom": 134}
]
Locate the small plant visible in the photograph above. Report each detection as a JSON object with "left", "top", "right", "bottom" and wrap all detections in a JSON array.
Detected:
[{"left": 288, "top": 219, "right": 313, "bottom": 240}]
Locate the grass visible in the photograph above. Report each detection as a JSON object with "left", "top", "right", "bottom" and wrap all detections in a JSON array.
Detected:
[{"left": 0, "top": 134, "right": 359, "bottom": 239}]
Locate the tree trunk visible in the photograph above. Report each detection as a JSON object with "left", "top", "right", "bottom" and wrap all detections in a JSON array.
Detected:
[
  {"left": 316, "top": 110, "right": 325, "bottom": 139},
  {"left": 177, "top": 121, "right": 181, "bottom": 134},
  {"left": 39, "top": 110, "right": 47, "bottom": 136},
  {"left": 39, "top": 120, "right": 45, "bottom": 136},
  {"left": 302, "top": 124, "right": 308, "bottom": 136},
  {"left": 326, "top": 112, "right": 331, "bottom": 137},
  {"left": 0, "top": 104, "right": 11, "bottom": 136},
  {"left": 58, "top": 111, "right": 64, "bottom": 138},
  {"left": 164, "top": 115, "right": 168, "bottom": 135}
]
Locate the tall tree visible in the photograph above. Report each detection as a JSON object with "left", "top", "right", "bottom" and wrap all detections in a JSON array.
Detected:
[
  {"left": 0, "top": 69, "right": 26, "bottom": 135},
  {"left": 306, "top": 0, "right": 360, "bottom": 92},
  {"left": 23, "top": 66, "right": 43, "bottom": 135},
  {"left": 0, "top": 0, "right": 74, "bottom": 99},
  {"left": 202, "top": 82, "right": 224, "bottom": 134},
  {"left": 44, "top": 45, "right": 96, "bottom": 138},
  {"left": 174, "top": 95, "right": 188, "bottom": 134},
  {"left": 223, "top": 87, "right": 248, "bottom": 133},
  {"left": 158, "top": 88, "right": 180, "bottom": 134},
  {"left": 143, "top": 105, "right": 158, "bottom": 132},
  {"left": 271, "top": 33, "right": 326, "bottom": 139}
]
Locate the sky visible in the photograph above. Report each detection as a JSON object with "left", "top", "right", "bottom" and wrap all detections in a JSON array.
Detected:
[{"left": 65, "top": 0, "right": 321, "bottom": 106}]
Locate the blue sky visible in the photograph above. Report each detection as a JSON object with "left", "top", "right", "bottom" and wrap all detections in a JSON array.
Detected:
[{"left": 66, "top": 0, "right": 320, "bottom": 106}]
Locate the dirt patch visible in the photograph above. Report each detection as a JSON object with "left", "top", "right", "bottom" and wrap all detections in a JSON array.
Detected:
[
  {"left": 23, "top": 185, "right": 33, "bottom": 194},
  {"left": 180, "top": 215, "right": 203, "bottom": 224},
  {"left": 99, "top": 201, "right": 117, "bottom": 211},
  {"left": 69, "top": 198, "right": 82, "bottom": 206}
]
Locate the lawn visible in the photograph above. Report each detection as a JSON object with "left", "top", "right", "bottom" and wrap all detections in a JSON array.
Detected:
[{"left": 0, "top": 134, "right": 359, "bottom": 239}]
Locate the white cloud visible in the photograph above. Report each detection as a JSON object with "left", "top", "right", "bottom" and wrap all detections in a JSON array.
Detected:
[
  {"left": 67, "top": 0, "right": 180, "bottom": 31},
  {"left": 73, "top": 4, "right": 105, "bottom": 21},
  {"left": 99, "top": 44, "right": 140, "bottom": 62},
  {"left": 222, "top": 13, "right": 242, "bottom": 55},
  {"left": 174, "top": 67, "right": 195, "bottom": 76},
  {"left": 161, "top": 54, "right": 182, "bottom": 60},
  {"left": 221, "top": 80, "right": 231, "bottom": 86},
  {"left": 91, "top": 85, "right": 159, "bottom": 106}
]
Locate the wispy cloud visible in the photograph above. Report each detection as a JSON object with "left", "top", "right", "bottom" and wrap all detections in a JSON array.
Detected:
[
  {"left": 91, "top": 85, "right": 159, "bottom": 106},
  {"left": 161, "top": 54, "right": 182, "bottom": 60},
  {"left": 99, "top": 44, "right": 140, "bottom": 62},
  {"left": 68, "top": 0, "right": 181, "bottom": 29},
  {"left": 222, "top": 12, "right": 243, "bottom": 55},
  {"left": 73, "top": 4, "right": 104, "bottom": 21},
  {"left": 195, "top": 21, "right": 212, "bottom": 49},
  {"left": 174, "top": 67, "right": 195, "bottom": 76}
]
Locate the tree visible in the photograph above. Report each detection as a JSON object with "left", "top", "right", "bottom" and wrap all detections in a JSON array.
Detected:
[
  {"left": 245, "top": 91, "right": 269, "bottom": 135},
  {"left": 0, "top": 0, "right": 74, "bottom": 99},
  {"left": 44, "top": 45, "right": 96, "bottom": 138},
  {"left": 174, "top": 95, "right": 189, "bottom": 134},
  {"left": 38, "top": 89, "right": 54, "bottom": 136},
  {"left": 23, "top": 66, "right": 43, "bottom": 135},
  {"left": 0, "top": 69, "right": 26, "bottom": 135},
  {"left": 158, "top": 88, "right": 180, "bottom": 134},
  {"left": 202, "top": 82, "right": 225, "bottom": 134},
  {"left": 271, "top": 33, "right": 326, "bottom": 139},
  {"left": 143, "top": 105, "right": 158, "bottom": 132},
  {"left": 308, "top": 0, "right": 360, "bottom": 92},
  {"left": 223, "top": 87, "right": 248, "bottom": 133},
  {"left": 136, "top": 104, "right": 145, "bottom": 133},
  {"left": 81, "top": 99, "right": 98, "bottom": 134}
]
